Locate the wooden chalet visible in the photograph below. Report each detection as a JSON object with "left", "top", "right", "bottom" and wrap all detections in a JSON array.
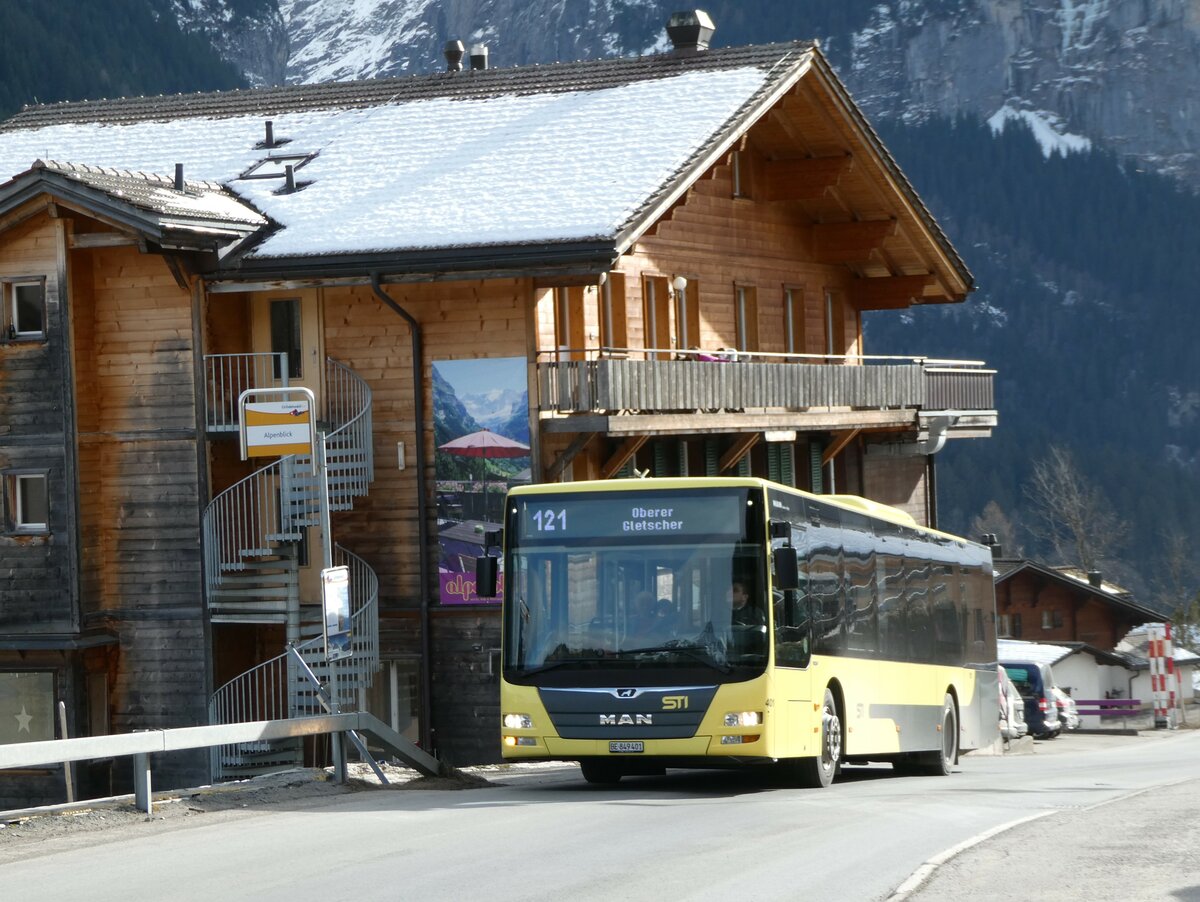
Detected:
[
  {"left": 994, "top": 559, "right": 1160, "bottom": 651},
  {"left": 0, "top": 14, "right": 996, "bottom": 804}
]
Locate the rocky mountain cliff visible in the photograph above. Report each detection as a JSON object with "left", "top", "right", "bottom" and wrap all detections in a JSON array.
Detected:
[{"left": 178, "top": 0, "right": 1199, "bottom": 190}]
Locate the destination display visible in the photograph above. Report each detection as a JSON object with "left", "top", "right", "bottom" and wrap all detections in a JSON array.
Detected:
[{"left": 516, "top": 492, "right": 746, "bottom": 542}]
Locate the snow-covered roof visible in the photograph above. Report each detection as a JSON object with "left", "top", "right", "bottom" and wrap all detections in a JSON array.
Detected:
[
  {"left": 998, "top": 638, "right": 1075, "bottom": 667},
  {"left": 0, "top": 43, "right": 811, "bottom": 263}
]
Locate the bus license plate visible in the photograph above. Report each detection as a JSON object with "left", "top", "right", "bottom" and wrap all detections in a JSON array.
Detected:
[{"left": 609, "top": 741, "right": 644, "bottom": 753}]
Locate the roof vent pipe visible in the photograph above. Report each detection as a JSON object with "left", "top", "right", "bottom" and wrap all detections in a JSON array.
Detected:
[
  {"left": 469, "top": 43, "right": 489, "bottom": 70},
  {"left": 1088, "top": 570, "right": 1103, "bottom": 588},
  {"left": 284, "top": 164, "right": 296, "bottom": 193},
  {"left": 666, "top": 10, "right": 716, "bottom": 52},
  {"left": 444, "top": 40, "right": 465, "bottom": 71},
  {"left": 264, "top": 120, "right": 275, "bottom": 147},
  {"left": 174, "top": 163, "right": 184, "bottom": 191}
]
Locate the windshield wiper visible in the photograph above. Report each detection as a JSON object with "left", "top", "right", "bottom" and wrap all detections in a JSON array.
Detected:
[
  {"left": 610, "top": 642, "right": 733, "bottom": 673},
  {"left": 517, "top": 654, "right": 609, "bottom": 677}
]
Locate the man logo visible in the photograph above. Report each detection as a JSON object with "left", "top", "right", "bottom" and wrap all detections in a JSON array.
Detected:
[
  {"left": 615, "top": 688, "right": 637, "bottom": 699},
  {"left": 600, "top": 714, "right": 652, "bottom": 726}
]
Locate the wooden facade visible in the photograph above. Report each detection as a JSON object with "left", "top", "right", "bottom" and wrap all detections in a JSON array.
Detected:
[
  {"left": 994, "top": 561, "right": 1159, "bottom": 652},
  {"left": 0, "top": 37, "right": 999, "bottom": 796}
]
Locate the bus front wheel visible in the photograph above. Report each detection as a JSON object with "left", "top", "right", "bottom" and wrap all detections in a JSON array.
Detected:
[
  {"left": 580, "top": 759, "right": 623, "bottom": 785},
  {"left": 794, "top": 687, "right": 841, "bottom": 788}
]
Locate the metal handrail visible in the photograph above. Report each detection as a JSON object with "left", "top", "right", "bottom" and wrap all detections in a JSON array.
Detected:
[
  {"left": 208, "top": 545, "right": 381, "bottom": 780},
  {"left": 202, "top": 357, "right": 373, "bottom": 585},
  {"left": 204, "top": 352, "right": 289, "bottom": 431}
]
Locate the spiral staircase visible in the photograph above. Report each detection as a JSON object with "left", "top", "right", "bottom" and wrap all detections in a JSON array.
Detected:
[{"left": 202, "top": 355, "right": 383, "bottom": 780}]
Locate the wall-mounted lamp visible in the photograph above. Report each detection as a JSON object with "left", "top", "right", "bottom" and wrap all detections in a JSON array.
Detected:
[
  {"left": 672, "top": 275, "right": 688, "bottom": 296},
  {"left": 397, "top": 441, "right": 406, "bottom": 471}
]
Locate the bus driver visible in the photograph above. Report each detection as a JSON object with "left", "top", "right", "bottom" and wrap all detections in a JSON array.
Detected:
[{"left": 729, "top": 579, "right": 765, "bottom": 627}]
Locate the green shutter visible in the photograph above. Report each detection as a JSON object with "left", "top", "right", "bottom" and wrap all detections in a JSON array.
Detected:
[{"left": 809, "top": 441, "right": 824, "bottom": 493}]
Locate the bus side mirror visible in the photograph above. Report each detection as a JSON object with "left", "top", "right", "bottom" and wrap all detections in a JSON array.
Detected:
[
  {"left": 773, "top": 545, "right": 798, "bottom": 591},
  {"left": 476, "top": 555, "right": 499, "bottom": 599}
]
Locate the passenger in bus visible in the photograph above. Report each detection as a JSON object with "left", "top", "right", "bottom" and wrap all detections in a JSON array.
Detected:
[
  {"left": 629, "top": 592, "right": 659, "bottom": 640},
  {"left": 729, "top": 579, "right": 765, "bottom": 627}
]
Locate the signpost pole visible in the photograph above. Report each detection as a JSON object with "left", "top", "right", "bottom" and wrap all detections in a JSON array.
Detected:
[{"left": 317, "top": 429, "right": 346, "bottom": 782}]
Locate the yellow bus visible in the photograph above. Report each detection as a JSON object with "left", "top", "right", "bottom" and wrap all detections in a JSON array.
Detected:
[{"left": 479, "top": 477, "right": 998, "bottom": 786}]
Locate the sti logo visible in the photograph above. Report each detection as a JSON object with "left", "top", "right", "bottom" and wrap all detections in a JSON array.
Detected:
[{"left": 662, "top": 696, "right": 689, "bottom": 710}]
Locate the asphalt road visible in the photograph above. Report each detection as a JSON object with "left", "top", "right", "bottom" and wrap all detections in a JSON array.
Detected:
[{"left": 3, "top": 729, "right": 1198, "bottom": 902}]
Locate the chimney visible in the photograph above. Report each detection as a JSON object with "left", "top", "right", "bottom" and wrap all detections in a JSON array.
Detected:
[
  {"left": 174, "top": 163, "right": 184, "bottom": 191},
  {"left": 666, "top": 9, "right": 715, "bottom": 53},
  {"left": 1087, "top": 570, "right": 1103, "bottom": 588},
  {"left": 980, "top": 533, "right": 1003, "bottom": 559},
  {"left": 469, "top": 43, "right": 489, "bottom": 70},
  {"left": 444, "top": 40, "right": 465, "bottom": 72}
]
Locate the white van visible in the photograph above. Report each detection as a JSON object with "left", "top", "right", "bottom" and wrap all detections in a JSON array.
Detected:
[{"left": 997, "top": 664, "right": 1028, "bottom": 741}]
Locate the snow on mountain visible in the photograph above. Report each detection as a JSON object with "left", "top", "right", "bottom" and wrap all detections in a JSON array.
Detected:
[
  {"left": 277, "top": 0, "right": 664, "bottom": 83},
  {"left": 987, "top": 106, "right": 1092, "bottom": 158},
  {"left": 461, "top": 388, "right": 524, "bottom": 430}
]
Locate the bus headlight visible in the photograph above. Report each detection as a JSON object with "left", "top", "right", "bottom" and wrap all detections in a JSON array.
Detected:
[
  {"left": 503, "top": 713, "right": 534, "bottom": 729},
  {"left": 723, "top": 711, "right": 763, "bottom": 727}
]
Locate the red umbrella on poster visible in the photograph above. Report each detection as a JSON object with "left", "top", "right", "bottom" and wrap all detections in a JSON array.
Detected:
[{"left": 438, "top": 428, "right": 530, "bottom": 460}]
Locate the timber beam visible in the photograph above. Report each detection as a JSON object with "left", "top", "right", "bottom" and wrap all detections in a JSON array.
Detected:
[
  {"left": 545, "top": 432, "right": 598, "bottom": 481},
  {"left": 762, "top": 154, "right": 852, "bottom": 202},
  {"left": 600, "top": 434, "right": 650, "bottom": 479},
  {"left": 813, "top": 219, "right": 897, "bottom": 265},
  {"left": 719, "top": 433, "right": 761, "bottom": 473},
  {"left": 822, "top": 428, "right": 861, "bottom": 466},
  {"left": 850, "top": 274, "right": 940, "bottom": 310},
  {"left": 68, "top": 231, "right": 139, "bottom": 249}
]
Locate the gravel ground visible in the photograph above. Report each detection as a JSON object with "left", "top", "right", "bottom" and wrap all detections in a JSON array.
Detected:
[{"left": 0, "top": 762, "right": 499, "bottom": 864}]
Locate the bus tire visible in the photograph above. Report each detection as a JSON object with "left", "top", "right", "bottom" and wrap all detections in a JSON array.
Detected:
[
  {"left": 795, "top": 687, "right": 841, "bottom": 788},
  {"left": 580, "top": 760, "right": 623, "bottom": 785},
  {"left": 908, "top": 693, "right": 958, "bottom": 776}
]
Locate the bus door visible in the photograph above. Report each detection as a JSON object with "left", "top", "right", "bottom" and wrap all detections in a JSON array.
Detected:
[{"left": 773, "top": 515, "right": 812, "bottom": 754}]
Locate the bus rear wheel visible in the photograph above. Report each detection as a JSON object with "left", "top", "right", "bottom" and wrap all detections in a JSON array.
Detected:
[
  {"left": 793, "top": 687, "right": 841, "bottom": 788},
  {"left": 896, "top": 693, "right": 957, "bottom": 776},
  {"left": 580, "top": 759, "right": 623, "bottom": 785}
]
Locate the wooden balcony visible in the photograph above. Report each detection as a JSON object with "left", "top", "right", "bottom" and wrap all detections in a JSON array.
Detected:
[{"left": 538, "top": 351, "right": 996, "bottom": 438}]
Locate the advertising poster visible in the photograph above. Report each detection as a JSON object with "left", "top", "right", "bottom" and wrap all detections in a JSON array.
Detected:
[{"left": 433, "top": 358, "right": 529, "bottom": 604}]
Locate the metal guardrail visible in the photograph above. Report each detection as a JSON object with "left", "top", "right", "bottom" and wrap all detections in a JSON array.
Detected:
[{"left": 0, "top": 712, "right": 442, "bottom": 815}]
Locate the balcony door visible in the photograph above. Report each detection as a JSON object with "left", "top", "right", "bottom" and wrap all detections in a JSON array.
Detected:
[{"left": 250, "top": 289, "right": 324, "bottom": 409}]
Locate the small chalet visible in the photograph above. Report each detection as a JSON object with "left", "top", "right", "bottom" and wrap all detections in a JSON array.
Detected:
[
  {"left": 993, "top": 558, "right": 1161, "bottom": 650},
  {"left": 0, "top": 12, "right": 997, "bottom": 805}
]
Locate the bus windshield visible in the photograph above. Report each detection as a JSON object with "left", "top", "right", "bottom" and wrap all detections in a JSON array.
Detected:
[{"left": 503, "top": 487, "right": 768, "bottom": 683}]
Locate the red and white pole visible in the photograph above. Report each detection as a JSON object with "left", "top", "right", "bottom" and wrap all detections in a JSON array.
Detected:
[{"left": 1149, "top": 626, "right": 1168, "bottom": 729}]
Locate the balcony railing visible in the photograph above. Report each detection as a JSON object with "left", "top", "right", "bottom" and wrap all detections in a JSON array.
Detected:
[{"left": 538, "top": 349, "right": 994, "bottom": 416}]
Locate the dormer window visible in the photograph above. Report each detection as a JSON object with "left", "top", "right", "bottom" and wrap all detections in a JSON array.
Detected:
[{"left": 239, "top": 152, "right": 316, "bottom": 181}]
